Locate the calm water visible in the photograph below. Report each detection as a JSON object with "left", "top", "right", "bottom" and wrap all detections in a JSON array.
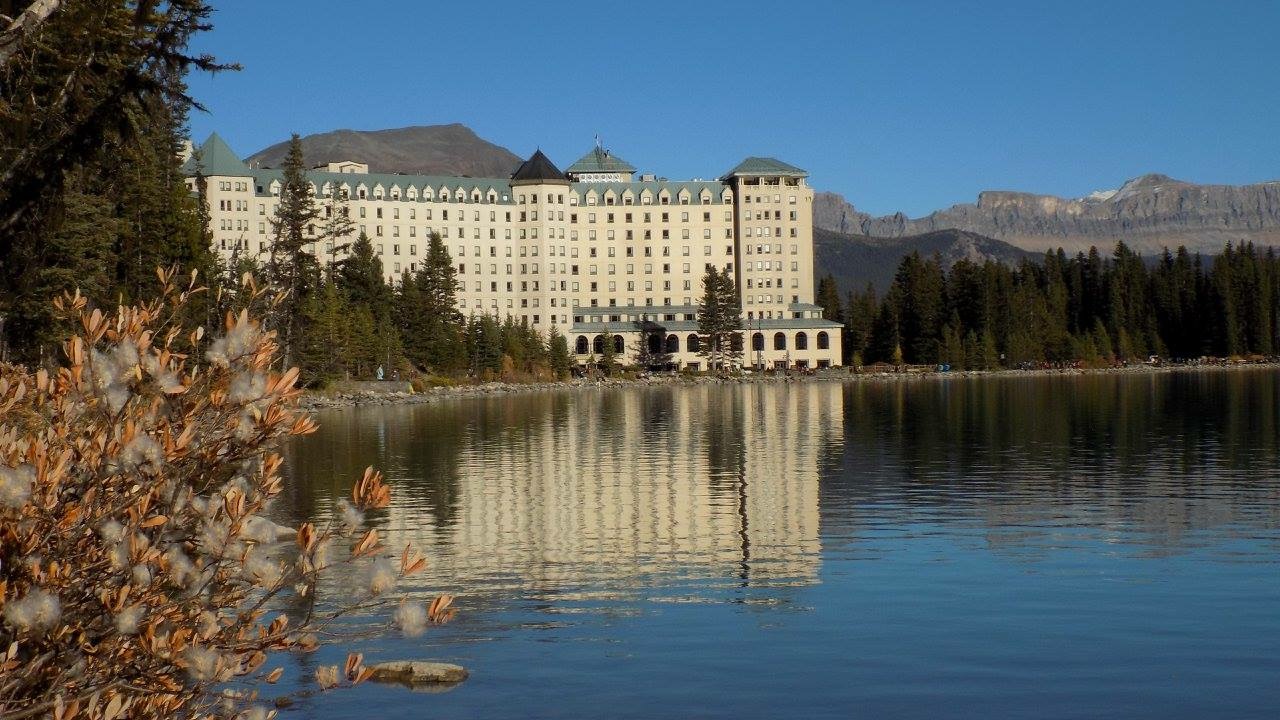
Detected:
[{"left": 275, "top": 370, "right": 1280, "bottom": 719}]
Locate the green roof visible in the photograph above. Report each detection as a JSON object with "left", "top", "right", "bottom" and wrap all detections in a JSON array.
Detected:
[
  {"left": 245, "top": 167, "right": 514, "bottom": 203},
  {"left": 182, "top": 132, "right": 251, "bottom": 177},
  {"left": 721, "top": 156, "right": 807, "bottom": 179},
  {"left": 566, "top": 146, "right": 636, "bottom": 175},
  {"left": 571, "top": 179, "right": 729, "bottom": 202}
]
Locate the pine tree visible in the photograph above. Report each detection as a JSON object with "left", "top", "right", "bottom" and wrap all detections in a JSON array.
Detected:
[
  {"left": 266, "top": 134, "right": 321, "bottom": 367},
  {"left": 816, "top": 274, "right": 843, "bottom": 322},
  {"left": 0, "top": 0, "right": 231, "bottom": 269},
  {"left": 319, "top": 181, "right": 356, "bottom": 273},
  {"left": 844, "top": 284, "right": 877, "bottom": 366},
  {"left": 410, "top": 233, "right": 464, "bottom": 372},
  {"left": 467, "top": 315, "right": 504, "bottom": 377},
  {"left": 598, "top": 332, "right": 619, "bottom": 375},
  {"left": 338, "top": 232, "right": 391, "bottom": 320},
  {"left": 1, "top": 53, "right": 217, "bottom": 361},
  {"left": 697, "top": 266, "right": 741, "bottom": 372},
  {"left": 868, "top": 301, "right": 901, "bottom": 365},
  {"left": 980, "top": 328, "right": 1000, "bottom": 369},
  {"left": 112, "top": 90, "right": 212, "bottom": 306},
  {"left": 548, "top": 326, "right": 573, "bottom": 378},
  {"left": 295, "top": 279, "right": 350, "bottom": 384}
]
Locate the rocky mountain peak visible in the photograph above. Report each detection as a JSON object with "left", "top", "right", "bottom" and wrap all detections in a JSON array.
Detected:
[{"left": 815, "top": 174, "right": 1280, "bottom": 254}]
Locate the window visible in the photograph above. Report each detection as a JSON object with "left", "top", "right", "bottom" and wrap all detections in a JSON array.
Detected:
[
  {"left": 774, "top": 332, "right": 787, "bottom": 350},
  {"left": 796, "top": 332, "right": 808, "bottom": 350}
]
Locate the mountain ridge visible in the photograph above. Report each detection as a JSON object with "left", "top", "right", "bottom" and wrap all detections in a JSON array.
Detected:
[
  {"left": 813, "top": 227, "right": 1034, "bottom": 295},
  {"left": 815, "top": 174, "right": 1280, "bottom": 255},
  {"left": 246, "top": 124, "right": 523, "bottom": 178}
]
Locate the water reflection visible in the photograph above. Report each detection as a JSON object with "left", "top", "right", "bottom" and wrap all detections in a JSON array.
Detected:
[
  {"left": 276, "top": 369, "right": 1280, "bottom": 720},
  {"left": 827, "top": 370, "right": 1280, "bottom": 558},
  {"left": 282, "top": 383, "right": 844, "bottom": 603}
]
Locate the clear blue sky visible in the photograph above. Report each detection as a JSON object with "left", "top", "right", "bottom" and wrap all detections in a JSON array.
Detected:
[{"left": 187, "top": 0, "right": 1279, "bottom": 217}]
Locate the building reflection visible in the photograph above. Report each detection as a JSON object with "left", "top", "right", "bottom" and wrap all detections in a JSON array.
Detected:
[{"left": 283, "top": 382, "right": 844, "bottom": 601}]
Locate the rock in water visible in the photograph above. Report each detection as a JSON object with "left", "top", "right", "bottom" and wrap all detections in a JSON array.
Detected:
[{"left": 367, "top": 661, "right": 469, "bottom": 686}]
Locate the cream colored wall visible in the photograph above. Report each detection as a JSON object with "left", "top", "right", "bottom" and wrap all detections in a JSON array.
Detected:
[
  {"left": 196, "top": 168, "right": 830, "bottom": 361},
  {"left": 733, "top": 177, "right": 815, "bottom": 320},
  {"left": 561, "top": 192, "right": 735, "bottom": 314}
]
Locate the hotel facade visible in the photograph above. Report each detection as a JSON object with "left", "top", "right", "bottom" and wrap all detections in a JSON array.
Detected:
[{"left": 185, "top": 135, "right": 842, "bottom": 370}]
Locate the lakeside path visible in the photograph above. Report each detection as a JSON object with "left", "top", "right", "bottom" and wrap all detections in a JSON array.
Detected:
[{"left": 297, "top": 362, "right": 1280, "bottom": 411}]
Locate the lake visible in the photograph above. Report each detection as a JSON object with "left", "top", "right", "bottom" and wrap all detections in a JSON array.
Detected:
[{"left": 274, "top": 370, "right": 1280, "bottom": 719}]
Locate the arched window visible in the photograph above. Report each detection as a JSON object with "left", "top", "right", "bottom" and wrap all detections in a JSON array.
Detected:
[
  {"left": 612, "top": 335, "right": 624, "bottom": 353},
  {"left": 796, "top": 332, "right": 808, "bottom": 350},
  {"left": 648, "top": 333, "right": 662, "bottom": 354},
  {"left": 576, "top": 335, "right": 589, "bottom": 354},
  {"left": 730, "top": 333, "right": 743, "bottom": 352},
  {"left": 752, "top": 332, "right": 764, "bottom": 351},
  {"left": 774, "top": 332, "right": 787, "bottom": 350},
  {"left": 593, "top": 335, "right": 605, "bottom": 355},
  {"left": 665, "top": 334, "right": 679, "bottom": 353},
  {"left": 687, "top": 334, "right": 701, "bottom": 353},
  {"left": 817, "top": 332, "right": 830, "bottom": 350}
]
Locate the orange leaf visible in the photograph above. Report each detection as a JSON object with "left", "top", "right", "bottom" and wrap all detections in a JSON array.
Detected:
[
  {"left": 344, "top": 652, "right": 363, "bottom": 680},
  {"left": 295, "top": 523, "right": 315, "bottom": 553},
  {"left": 351, "top": 529, "right": 380, "bottom": 559},
  {"left": 428, "top": 594, "right": 455, "bottom": 624}
]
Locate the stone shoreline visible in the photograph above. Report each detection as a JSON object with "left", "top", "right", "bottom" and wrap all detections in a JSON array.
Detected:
[{"left": 297, "top": 362, "right": 1280, "bottom": 411}]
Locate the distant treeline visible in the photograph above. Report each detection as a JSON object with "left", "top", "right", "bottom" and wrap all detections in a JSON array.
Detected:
[{"left": 816, "top": 243, "right": 1280, "bottom": 368}]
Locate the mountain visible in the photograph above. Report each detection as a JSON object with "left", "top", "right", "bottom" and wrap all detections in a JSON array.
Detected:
[
  {"left": 814, "top": 227, "right": 1033, "bottom": 294},
  {"left": 815, "top": 174, "right": 1280, "bottom": 255},
  {"left": 246, "top": 124, "right": 523, "bottom": 177}
]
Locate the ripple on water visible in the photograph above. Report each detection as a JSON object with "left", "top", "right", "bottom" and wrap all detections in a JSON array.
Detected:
[{"left": 277, "top": 372, "right": 1280, "bottom": 719}]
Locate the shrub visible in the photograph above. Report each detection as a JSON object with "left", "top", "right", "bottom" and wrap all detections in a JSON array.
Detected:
[{"left": 0, "top": 269, "right": 453, "bottom": 719}]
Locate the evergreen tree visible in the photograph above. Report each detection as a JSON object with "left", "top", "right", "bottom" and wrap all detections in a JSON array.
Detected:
[
  {"left": 111, "top": 90, "right": 213, "bottom": 306},
  {"left": 400, "top": 233, "right": 464, "bottom": 372},
  {"left": 696, "top": 266, "right": 742, "bottom": 372},
  {"left": 548, "top": 326, "right": 573, "bottom": 378},
  {"left": 319, "top": 182, "right": 356, "bottom": 273},
  {"left": 887, "top": 252, "right": 945, "bottom": 363},
  {"left": 338, "top": 232, "right": 392, "bottom": 321},
  {"left": 598, "top": 332, "right": 619, "bottom": 374},
  {"left": 0, "top": 19, "right": 222, "bottom": 362},
  {"left": 467, "top": 314, "right": 504, "bottom": 377},
  {"left": 0, "top": 0, "right": 231, "bottom": 267},
  {"left": 868, "top": 301, "right": 901, "bottom": 365},
  {"left": 815, "top": 273, "right": 843, "bottom": 322},
  {"left": 844, "top": 284, "right": 877, "bottom": 366},
  {"left": 265, "top": 134, "right": 321, "bottom": 367},
  {"left": 295, "top": 279, "right": 351, "bottom": 384}
]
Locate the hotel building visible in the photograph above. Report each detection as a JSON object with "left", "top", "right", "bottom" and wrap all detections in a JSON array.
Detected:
[{"left": 185, "top": 134, "right": 843, "bottom": 370}]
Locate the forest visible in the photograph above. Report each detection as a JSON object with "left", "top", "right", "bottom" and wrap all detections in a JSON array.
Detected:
[{"left": 818, "top": 242, "right": 1280, "bottom": 368}]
